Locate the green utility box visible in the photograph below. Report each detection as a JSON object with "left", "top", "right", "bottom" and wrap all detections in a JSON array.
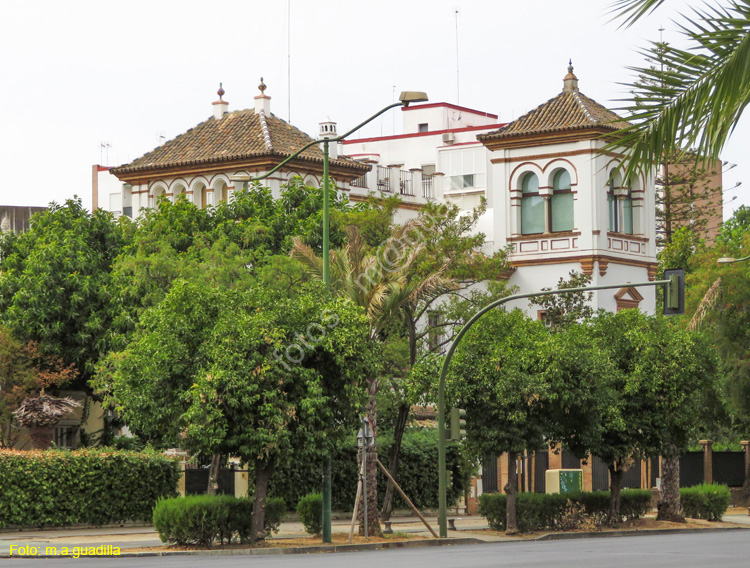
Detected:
[{"left": 545, "top": 469, "right": 583, "bottom": 494}]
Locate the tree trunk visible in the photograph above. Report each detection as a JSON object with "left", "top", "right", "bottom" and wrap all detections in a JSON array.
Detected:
[
  {"left": 504, "top": 451, "right": 519, "bottom": 535},
  {"left": 359, "top": 376, "right": 382, "bottom": 537},
  {"left": 608, "top": 463, "right": 623, "bottom": 525},
  {"left": 250, "top": 458, "right": 275, "bottom": 544},
  {"left": 381, "top": 403, "right": 409, "bottom": 522},
  {"left": 657, "top": 451, "right": 686, "bottom": 522},
  {"left": 382, "top": 310, "right": 418, "bottom": 522},
  {"left": 207, "top": 453, "right": 222, "bottom": 496},
  {"left": 28, "top": 426, "right": 54, "bottom": 449}
]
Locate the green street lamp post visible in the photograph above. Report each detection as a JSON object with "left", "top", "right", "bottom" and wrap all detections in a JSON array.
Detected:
[
  {"left": 236, "top": 90, "right": 428, "bottom": 543},
  {"left": 436, "top": 276, "right": 681, "bottom": 538}
]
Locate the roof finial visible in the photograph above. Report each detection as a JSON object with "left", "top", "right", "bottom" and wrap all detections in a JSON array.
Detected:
[
  {"left": 258, "top": 77, "right": 267, "bottom": 95},
  {"left": 563, "top": 60, "right": 579, "bottom": 93},
  {"left": 217, "top": 82, "right": 225, "bottom": 101}
]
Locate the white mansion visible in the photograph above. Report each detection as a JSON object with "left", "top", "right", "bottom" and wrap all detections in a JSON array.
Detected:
[{"left": 95, "top": 65, "right": 657, "bottom": 315}]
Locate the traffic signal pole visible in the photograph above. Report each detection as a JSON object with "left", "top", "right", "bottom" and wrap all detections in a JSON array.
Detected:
[{"left": 437, "top": 274, "right": 682, "bottom": 537}]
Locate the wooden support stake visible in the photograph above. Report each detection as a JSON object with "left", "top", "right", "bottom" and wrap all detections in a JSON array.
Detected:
[
  {"left": 348, "top": 461, "right": 364, "bottom": 544},
  {"left": 376, "top": 458, "right": 439, "bottom": 539}
]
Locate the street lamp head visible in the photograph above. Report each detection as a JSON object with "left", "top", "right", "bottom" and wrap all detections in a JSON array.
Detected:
[
  {"left": 717, "top": 257, "right": 737, "bottom": 264},
  {"left": 399, "top": 91, "right": 429, "bottom": 107}
]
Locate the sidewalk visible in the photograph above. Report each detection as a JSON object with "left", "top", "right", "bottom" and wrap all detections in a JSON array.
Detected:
[
  {"left": 2, "top": 512, "right": 749, "bottom": 558},
  {"left": 0, "top": 515, "right": 505, "bottom": 557}
]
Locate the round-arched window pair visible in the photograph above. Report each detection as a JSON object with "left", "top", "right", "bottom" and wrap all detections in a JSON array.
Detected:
[{"left": 520, "top": 170, "right": 573, "bottom": 235}]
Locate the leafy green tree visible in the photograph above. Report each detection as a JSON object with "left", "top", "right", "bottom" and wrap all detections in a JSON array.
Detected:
[
  {"left": 109, "top": 181, "right": 355, "bottom": 347},
  {"left": 99, "top": 267, "right": 376, "bottom": 542},
  {"left": 0, "top": 199, "right": 126, "bottom": 389},
  {"left": 566, "top": 310, "right": 720, "bottom": 523},
  {"left": 448, "top": 310, "right": 552, "bottom": 534},
  {"left": 184, "top": 285, "right": 375, "bottom": 542},
  {"left": 94, "top": 281, "right": 221, "bottom": 449},
  {"left": 528, "top": 271, "right": 594, "bottom": 329},
  {"left": 716, "top": 204, "right": 750, "bottom": 256}
]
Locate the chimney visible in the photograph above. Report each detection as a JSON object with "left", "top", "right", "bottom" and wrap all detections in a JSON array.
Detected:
[
  {"left": 563, "top": 60, "right": 579, "bottom": 93},
  {"left": 319, "top": 116, "right": 338, "bottom": 159},
  {"left": 254, "top": 77, "right": 271, "bottom": 114},
  {"left": 212, "top": 83, "right": 229, "bottom": 119}
]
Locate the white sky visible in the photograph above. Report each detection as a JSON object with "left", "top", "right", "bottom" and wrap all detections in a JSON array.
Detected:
[{"left": 1, "top": 0, "right": 744, "bottom": 217}]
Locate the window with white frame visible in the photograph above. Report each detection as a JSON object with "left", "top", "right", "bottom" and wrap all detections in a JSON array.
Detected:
[
  {"left": 520, "top": 172, "right": 545, "bottom": 234},
  {"left": 551, "top": 169, "right": 574, "bottom": 232},
  {"left": 608, "top": 170, "right": 634, "bottom": 234},
  {"left": 441, "top": 147, "right": 486, "bottom": 191}
]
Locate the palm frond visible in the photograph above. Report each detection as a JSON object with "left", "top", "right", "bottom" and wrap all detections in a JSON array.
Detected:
[
  {"left": 610, "top": 0, "right": 750, "bottom": 180},
  {"left": 290, "top": 237, "right": 324, "bottom": 280},
  {"left": 14, "top": 394, "right": 81, "bottom": 428},
  {"left": 609, "top": 0, "right": 666, "bottom": 28}
]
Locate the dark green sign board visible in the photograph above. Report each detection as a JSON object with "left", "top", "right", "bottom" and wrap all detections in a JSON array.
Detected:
[{"left": 559, "top": 470, "right": 582, "bottom": 493}]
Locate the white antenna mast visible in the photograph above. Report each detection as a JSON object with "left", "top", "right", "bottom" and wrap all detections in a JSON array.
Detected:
[
  {"left": 100, "top": 142, "right": 111, "bottom": 165},
  {"left": 455, "top": 10, "right": 460, "bottom": 105}
]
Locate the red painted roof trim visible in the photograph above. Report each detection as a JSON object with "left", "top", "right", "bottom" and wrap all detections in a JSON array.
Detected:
[
  {"left": 343, "top": 123, "right": 507, "bottom": 145},
  {"left": 401, "top": 102, "right": 498, "bottom": 119}
]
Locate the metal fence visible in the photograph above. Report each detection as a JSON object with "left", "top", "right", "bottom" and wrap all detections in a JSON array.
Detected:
[
  {"left": 534, "top": 451, "right": 548, "bottom": 493},
  {"left": 621, "top": 459, "right": 642, "bottom": 489},
  {"left": 185, "top": 468, "right": 236, "bottom": 496},
  {"left": 679, "top": 452, "right": 704, "bottom": 488},
  {"left": 713, "top": 451, "right": 746, "bottom": 487},
  {"left": 482, "top": 455, "right": 498, "bottom": 493}
]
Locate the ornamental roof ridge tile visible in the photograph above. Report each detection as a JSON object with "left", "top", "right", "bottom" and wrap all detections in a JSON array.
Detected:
[{"left": 258, "top": 109, "right": 273, "bottom": 151}]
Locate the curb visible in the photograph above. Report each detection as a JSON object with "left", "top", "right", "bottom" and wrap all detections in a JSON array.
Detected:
[
  {"left": 536, "top": 526, "right": 750, "bottom": 541},
  {"left": 0, "top": 537, "right": 486, "bottom": 559}
]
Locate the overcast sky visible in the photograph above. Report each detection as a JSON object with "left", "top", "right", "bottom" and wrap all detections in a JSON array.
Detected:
[{"left": 1, "top": 0, "right": 744, "bottom": 217}]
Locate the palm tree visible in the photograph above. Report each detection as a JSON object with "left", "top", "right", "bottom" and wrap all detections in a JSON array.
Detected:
[
  {"left": 14, "top": 392, "right": 80, "bottom": 449},
  {"left": 291, "top": 223, "right": 454, "bottom": 536},
  {"left": 611, "top": 0, "right": 750, "bottom": 179}
]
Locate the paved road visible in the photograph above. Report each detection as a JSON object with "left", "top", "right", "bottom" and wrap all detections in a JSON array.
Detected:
[{"left": 4, "top": 530, "right": 750, "bottom": 567}]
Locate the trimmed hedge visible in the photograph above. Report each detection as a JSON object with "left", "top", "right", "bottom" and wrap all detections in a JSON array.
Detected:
[
  {"left": 0, "top": 449, "right": 180, "bottom": 528},
  {"left": 268, "top": 429, "right": 467, "bottom": 511},
  {"left": 680, "top": 483, "right": 731, "bottom": 521},
  {"left": 153, "top": 495, "right": 285, "bottom": 547},
  {"left": 479, "top": 489, "right": 652, "bottom": 532},
  {"left": 296, "top": 493, "right": 323, "bottom": 535}
]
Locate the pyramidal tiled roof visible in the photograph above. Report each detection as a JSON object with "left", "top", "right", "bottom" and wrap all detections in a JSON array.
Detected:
[
  {"left": 111, "top": 109, "right": 368, "bottom": 175},
  {"left": 479, "top": 67, "right": 629, "bottom": 143}
]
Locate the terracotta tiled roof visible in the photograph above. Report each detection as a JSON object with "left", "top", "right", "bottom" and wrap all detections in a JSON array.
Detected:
[
  {"left": 478, "top": 90, "right": 629, "bottom": 142},
  {"left": 111, "top": 110, "right": 368, "bottom": 175}
]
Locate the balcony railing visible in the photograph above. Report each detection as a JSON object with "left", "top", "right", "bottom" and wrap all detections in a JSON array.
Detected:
[
  {"left": 377, "top": 166, "right": 392, "bottom": 192},
  {"left": 351, "top": 173, "right": 368, "bottom": 189},
  {"left": 422, "top": 175, "right": 435, "bottom": 199},
  {"left": 399, "top": 171, "right": 414, "bottom": 196}
]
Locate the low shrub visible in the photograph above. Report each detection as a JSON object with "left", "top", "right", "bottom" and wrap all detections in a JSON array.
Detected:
[
  {"left": 680, "top": 483, "right": 731, "bottom": 521},
  {"left": 478, "top": 489, "right": 652, "bottom": 532},
  {"left": 153, "top": 495, "right": 285, "bottom": 547},
  {"left": 0, "top": 449, "right": 179, "bottom": 528},
  {"left": 296, "top": 493, "right": 322, "bottom": 535}
]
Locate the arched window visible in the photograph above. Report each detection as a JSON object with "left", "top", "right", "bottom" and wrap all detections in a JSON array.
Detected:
[
  {"left": 521, "top": 172, "right": 544, "bottom": 234},
  {"left": 152, "top": 186, "right": 166, "bottom": 206},
  {"left": 608, "top": 170, "right": 633, "bottom": 234},
  {"left": 551, "top": 169, "right": 574, "bottom": 232}
]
